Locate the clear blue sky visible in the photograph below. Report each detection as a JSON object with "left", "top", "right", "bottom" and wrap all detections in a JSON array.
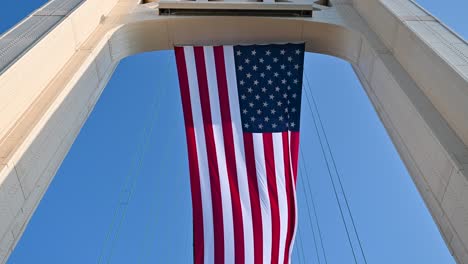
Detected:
[{"left": 1, "top": 1, "right": 467, "bottom": 263}]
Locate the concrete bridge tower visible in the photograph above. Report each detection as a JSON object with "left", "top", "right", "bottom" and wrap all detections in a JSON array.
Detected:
[{"left": 0, "top": 0, "right": 467, "bottom": 262}]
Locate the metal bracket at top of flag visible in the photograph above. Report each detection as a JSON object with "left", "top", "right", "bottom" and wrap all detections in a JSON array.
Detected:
[{"left": 156, "top": 0, "right": 329, "bottom": 17}]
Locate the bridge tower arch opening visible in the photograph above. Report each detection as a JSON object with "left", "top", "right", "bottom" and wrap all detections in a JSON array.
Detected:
[{"left": 0, "top": 0, "right": 467, "bottom": 263}]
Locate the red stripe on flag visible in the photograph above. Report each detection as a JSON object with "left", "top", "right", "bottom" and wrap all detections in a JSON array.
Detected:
[
  {"left": 243, "top": 133, "right": 263, "bottom": 264},
  {"left": 290, "top": 131, "right": 300, "bottom": 185},
  {"left": 174, "top": 47, "right": 204, "bottom": 264},
  {"left": 193, "top": 47, "right": 225, "bottom": 263},
  {"left": 282, "top": 132, "right": 295, "bottom": 263},
  {"left": 263, "top": 133, "right": 281, "bottom": 264},
  {"left": 213, "top": 46, "right": 245, "bottom": 264}
]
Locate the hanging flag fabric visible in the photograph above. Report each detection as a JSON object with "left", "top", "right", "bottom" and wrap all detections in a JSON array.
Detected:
[{"left": 174, "top": 43, "right": 304, "bottom": 264}]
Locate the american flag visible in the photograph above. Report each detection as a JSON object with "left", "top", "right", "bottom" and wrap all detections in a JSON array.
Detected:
[{"left": 175, "top": 43, "right": 304, "bottom": 264}]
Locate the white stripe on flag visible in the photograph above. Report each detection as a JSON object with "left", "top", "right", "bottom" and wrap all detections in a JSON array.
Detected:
[
  {"left": 253, "top": 133, "right": 272, "bottom": 263},
  {"left": 273, "top": 133, "right": 288, "bottom": 263},
  {"left": 184, "top": 47, "right": 215, "bottom": 264},
  {"left": 203, "top": 46, "right": 235, "bottom": 264},
  {"left": 288, "top": 131, "right": 298, "bottom": 263},
  {"left": 224, "top": 45, "right": 255, "bottom": 264}
]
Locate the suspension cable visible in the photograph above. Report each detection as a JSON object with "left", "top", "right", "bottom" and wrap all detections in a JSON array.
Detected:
[
  {"left": 297, "top": 226, "right": 307, "bottom": 264},
  {"left": 136, "top": 133, "right": 169, "bottom": 263},
  {"left": 302, "top": 81, "right": 359, "bottom": 264},
  {"left": 304, "top": 73, "right": 368, "bottom": 264},
  {"left": 106, "top": 82, "right": 164, "bottom": 264},
  {"left": 137, "top": 131, "right": 170, "bottom": 263},
  {"left": 138, "top": 97, "right": 171, "bottom": 262},
  {"left": 97, "top": 60, "right": 166, "bottom": 264},
  {"left": 294, "top": 246, "right": 301, "bottom": 264},
  {"left": 300, "top": 150, "right": 329, "bottom": 264},
  {"left": 136, "top": 54, "right": 174, "bottom": 264},
  {"left": 298, "top": 162, "right": 322, "bottom": 264}
]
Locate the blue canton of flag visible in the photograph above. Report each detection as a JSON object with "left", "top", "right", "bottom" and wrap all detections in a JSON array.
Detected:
[{"left": 234, "top": 43, "right": 305, "bottom": 133}]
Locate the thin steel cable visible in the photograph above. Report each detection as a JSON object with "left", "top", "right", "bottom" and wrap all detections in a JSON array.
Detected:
[
  {"left": 295, "top": 235, "right": 302, "bottom": 264},
  {"left": 137, "top": 55, "right": 174, "bottom": 264},
  {"left": 97, "top": 135, "right": 143, "bottom": 264},
  {"left": 302, "top": 83, "right": 359, "bottom": 264},
  {"left": 137, "top": 132, "right": 170, "bottom": 263},
  {"left": 97, "top": 66, "right": 165, "bottom": 264},
  {"left": 96, "top": 113, "right": 152, "bottom": 262},
  {"left": 105, "top": 83, "right": 163, "bottom": 264},
  {"left": 138, "top": 110, "right": 193, "bottom": 264},
  {"left": 137, "top": 102, "right": 170, "bottom": 263},
  {"left": 300, "top": 150, "right": 329, "bottom": 264},
  {"left": 304, "top": 73, "right": 368, "bottom": 264},
  {"left": 297, "top": 226, "right": 307, "bottom": 264},
  {"left": 298, "top": 162, "right": 322, "bottom": 264},
  {"left": 294, "top": 247, "right": 301, "bottom": 264}
]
